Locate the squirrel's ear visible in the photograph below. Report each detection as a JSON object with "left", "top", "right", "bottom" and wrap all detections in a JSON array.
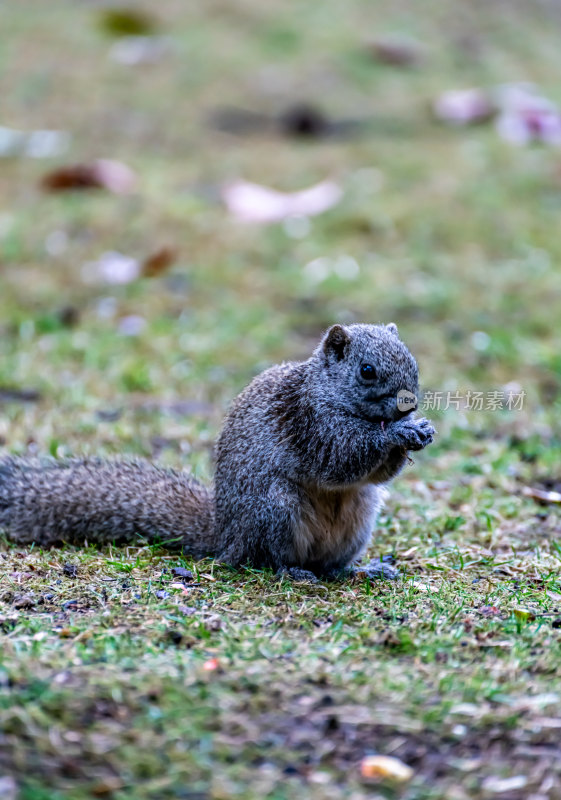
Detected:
[
  {"left": 322, "top": 324, "right": 351, "bottom": 362},
  {"left": 386, "top": 322, "right": 399, "bottom": 337}
]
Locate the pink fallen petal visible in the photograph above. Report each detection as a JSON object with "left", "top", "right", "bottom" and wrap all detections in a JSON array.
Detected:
[
  {"left": 433, "top": 88, "right": 495, "bottom": 125},
  {"left": 110, "top": 35, "right": 170, "bottom": 65},
  {"left": 82, "top": 251, "right": 140, "bottom": 285},
  {"left": 117, "top": 315, "right": 146, "bottom": 336},
  {"left": 222, "top": 179, "right": 342, "bottom": 224},
  {"left": 495, "top": 85, "right": 561, "bottom": 145},
  {"left": 169, "top": 582, "right": 194, "bottom": 595},
  {"left": 93, "top": 159, "right": 137, "bottom": 193},
  {"left": 497, "top": 108, "right": 561, "bottom": 145},
  {"left": 496, "top": 112, "right": 532, "bottom": 145}
]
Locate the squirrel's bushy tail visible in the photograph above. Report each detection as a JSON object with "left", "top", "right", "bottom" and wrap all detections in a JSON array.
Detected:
[{"left": 0, "top": 457, "right": 216, "bottom": 556}]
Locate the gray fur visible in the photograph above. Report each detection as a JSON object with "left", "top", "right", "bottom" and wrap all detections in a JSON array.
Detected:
[
  {"left": 0, "top": 323, "right": 435, "bottom": 577},
  {"left": 0, "top": 458, "right": 215, "bottom": 557}
]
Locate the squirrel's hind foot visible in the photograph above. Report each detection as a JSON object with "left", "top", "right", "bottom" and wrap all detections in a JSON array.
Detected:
[
  {"left": 277, "top": 557, "right": 400, "bottom": 584},
  {"left": 276, "top": 566, "right": 320, "bottom": 584},
  {"left": 351, "top": 557, "right": 400, "bottom": 581}
]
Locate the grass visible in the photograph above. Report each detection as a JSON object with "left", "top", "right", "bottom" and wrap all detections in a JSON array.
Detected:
[{"left": 1, "top": 0, "right": 561, "bottom": 797}]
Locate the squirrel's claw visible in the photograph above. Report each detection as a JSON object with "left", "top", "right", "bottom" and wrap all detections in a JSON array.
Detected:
[{"left": 391, "top": 416, "right": 436, "bottom": 452}]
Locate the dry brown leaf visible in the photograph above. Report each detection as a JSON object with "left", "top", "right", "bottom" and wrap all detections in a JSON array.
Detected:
[
  {"left": 367, "top": 37, "right": 423, "bottom": 67},
  {"left": 142, "top": 246, "right": 177, "bottom": 277},
  {"left": 41, "top": 159, "right": 136, "bottom": 194},
  {"left": 91, "top": 777, "right": 125, "bottom": 797},
  {"left": 478, "top": 640, "right": 513, "bottom": 648},
  {"left": 360, "top": 755, "right": 414, "bottom": 782},
  {"left": 410, "top": 580, "right": 438, "bottom": 593},
  {"left": 523, "top": 486, "right": 561, "bottom": 504},
  {"left": 512, "top": 608, "right": 536, "bottom": 622},
  {"left": 99, "top": 8, "right": 157, "bottom": 37},
  {"left": 74, "top": 630, "right": 93, "bottom": 642}
]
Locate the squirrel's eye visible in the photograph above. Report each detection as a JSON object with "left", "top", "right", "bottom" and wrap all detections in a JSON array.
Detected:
[{"left": 360, "top": 363, "right": 376, "bottom": 380}]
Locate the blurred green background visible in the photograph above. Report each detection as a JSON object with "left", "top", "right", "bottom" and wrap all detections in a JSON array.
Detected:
[{"left": 1, "top": 2, "right": 561, "bottom": 799}]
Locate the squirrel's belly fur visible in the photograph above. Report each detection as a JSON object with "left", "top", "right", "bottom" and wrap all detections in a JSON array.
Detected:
[
  {"left": 292, "top": 485, "right": 388, "bottom": 572},
  {"left": 0, "top": 324, "right": 435, "bottom": 576}
]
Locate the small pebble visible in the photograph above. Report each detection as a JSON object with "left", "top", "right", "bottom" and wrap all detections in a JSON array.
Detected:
[
  {"left": 177, "top": 605, "right": 197, "bottom": 616},
  {"left": 171, "top": 567, "right": 194, "bottom": 581}
]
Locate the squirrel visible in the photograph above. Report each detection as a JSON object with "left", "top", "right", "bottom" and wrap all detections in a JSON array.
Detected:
[{"left": 0, "top": 323, "right": 435, "bottom": 581}]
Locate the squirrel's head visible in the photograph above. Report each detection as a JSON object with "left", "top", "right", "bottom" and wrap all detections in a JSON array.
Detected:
[{"left": 313, "top": 323, "right": 419, "bottom": 423}]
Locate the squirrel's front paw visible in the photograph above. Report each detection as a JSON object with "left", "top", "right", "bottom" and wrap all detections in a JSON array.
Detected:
[{"left": 390, "top": 417, "right": 435, "bottom": 451}]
